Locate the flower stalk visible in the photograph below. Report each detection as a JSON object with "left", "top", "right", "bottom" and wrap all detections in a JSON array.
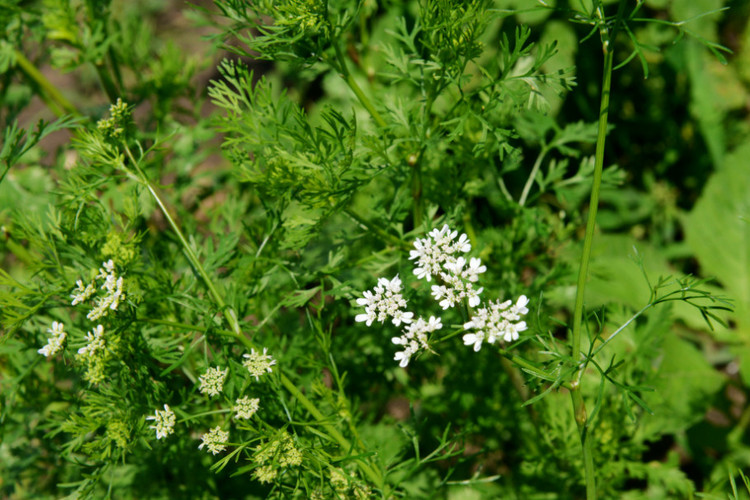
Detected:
[
  {"left": 569, "top": 2, "right": 621, "bottom": 497},
  {"left": 121, "top": 144, "right": 384, "bottom": 490}
]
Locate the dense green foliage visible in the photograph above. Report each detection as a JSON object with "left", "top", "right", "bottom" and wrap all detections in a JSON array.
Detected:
[{"left": 1, "top": 0, "right": 749, "bottom": 498}]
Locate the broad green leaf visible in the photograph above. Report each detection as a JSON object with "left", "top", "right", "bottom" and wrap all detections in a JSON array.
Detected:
[
  {"left": 637, "top": 331, "right": 725, "bottom": 439},
  {"left": 684, "top": 142, "right": 750, "bottom": 327}
]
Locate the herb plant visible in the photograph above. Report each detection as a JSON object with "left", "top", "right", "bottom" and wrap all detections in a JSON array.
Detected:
[{"left": 1, "top": 0, "right": 748, "bottom": 499}]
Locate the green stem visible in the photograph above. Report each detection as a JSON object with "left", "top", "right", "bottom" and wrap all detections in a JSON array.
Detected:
[
  {"left": 123, "top": 145, "right": 242, "bottom": 336},
  {"left": 345, "top": 208, "right": 411, "bottom": 251},
  {"left": 94, "top": 63, "right": 121, "bottom": 103},
  {"left": 569, "top": 7, "right": 617, "bottom": 499},
  {"left": 333, "top": 42, "right": 387, "bottom": 129},
  {"left": 14, "top": 51, "right": 78, "bottom": 117},
  {"left": 124, "top": 146, "right": 384, "bottom": 490},
  {"left": 411, "top": 159, "right": 423, "bottom": 228},
  {"left": 571, "top": 11, "right": 615, "bottom": 376},
  {"left": 519, "top": 146, "right": 550, "bottom": 207}
]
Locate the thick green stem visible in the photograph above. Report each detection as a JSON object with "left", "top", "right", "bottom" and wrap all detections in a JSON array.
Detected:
[
  {"left": 14, "top": 51, "right": 78, "bottom": 117},
  {"left": 568, "top": 9, "right": 616, "bottom": 499},
  {"left": 333, "top": 42, "right": 387, "bottom": 129}
]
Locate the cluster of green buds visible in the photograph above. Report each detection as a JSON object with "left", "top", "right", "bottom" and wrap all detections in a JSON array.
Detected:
[{"left": 96, "top": 98, "right": 133, "bottom": 141}]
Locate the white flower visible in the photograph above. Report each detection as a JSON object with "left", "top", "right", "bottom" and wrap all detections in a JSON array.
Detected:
[
  {"left": 462, "top": 331, "right": 485, "bottom": 352},
  {"left": 146, "top": 404, "right": 176, "bottom": 439},
  {"left": 199, "top": 426, "right": 229, "bottom": 455},
  {"left": 198, "top": 366, "right": 228, "bottom": 397},
  {"left": 78, "top": 324, "right": 105, "bottom": 358},
  {"left": 70, "top": 280, "right": 96, "bottom": 306},
  {"left": 462, "top": 295, "right": 529, "bottom": 351},
  {"left": 391, "top": 316, "right": 442, "bottom": 367},
  {"left": 409, "top": 225, "right": 473, "bottom": 282},
  {"left": 38, "top": 321, "right": 67, "bottom": 358},
  {"left": 233, "top": 396, "right": 260, "bottom": 420},
  {"left": 355, "top": 275, "right": 413, "bottom": 327},
  {"left": 85, "top": 261, "right": 126, "bottom": 320},
  {"left": 96, "top": 259, "right": 115, "bottom": 280},
  {"left": 243, "top": 348, "right": 276, "bottom": 380}
]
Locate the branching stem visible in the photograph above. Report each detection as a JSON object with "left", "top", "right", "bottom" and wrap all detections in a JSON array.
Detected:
[
  {"left": 14, "top": 51, "right": 78, "bottom": 117},
  {"left": 569, "top": 2, "right": 621, "bottom": 498},
  {"left": 122, "top": 145, "right": 384, "bottom": 490},
  {"left": 333, "top": 42, "right": 387, "bottom": 129}
]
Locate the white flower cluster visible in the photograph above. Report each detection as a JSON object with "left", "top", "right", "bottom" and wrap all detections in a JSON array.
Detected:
[
  {"left": 392, "top": 316, "right": 442, "bottom": 367},
  {"left": 354, "top": 275, "right": 413, "bottom": 327},
  {"left": 410, "top": 225, "right": 472, "bottom": 281},
  {"left": 70, "top": 260, "right": 126, "bottom": 321},
  {"left": 198, "top": 366, "right": 228, "bottom": 397},
  {"left": 77, "top": 324, "right": 105, "bottom": 358},
  {"left": 146, "top": 404, "right": 176, "bottom": 439},
  {"left": 233, "top": 396, "right": 260, "bottom": 420},
  {"left": 38, "top": 321, "right": 67, "bottom": 358},
  {"left": 243, "top": 347, "right": 277, "bottom": 381},
  {"left": 462, "top": 295, "right": 530, "bottom": 351},
  {"left": 70, "top": 280, "right": 96, "bottom": 306},
  {"left": 199, "top": 426, "right": 229, "bottom": 455},
  {"left": 410, "top": 225, "right": 486, "bottom": 309},
  {"left": 354, "top": 223, "right": 531, "bottom": 367}
]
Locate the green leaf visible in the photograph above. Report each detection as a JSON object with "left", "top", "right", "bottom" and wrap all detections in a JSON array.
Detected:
[
  {"left": 637, "top": 331, "right": 725, "bottom": 439},
  {"left": 684, "top": 142, "right": 750, "bottom": 330}
]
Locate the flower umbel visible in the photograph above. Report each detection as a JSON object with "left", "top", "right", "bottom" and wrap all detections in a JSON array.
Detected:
[
  {"left": 146, "top": 404, "right": 176, "bottom": 439},
  {"left": 77, "top": 324, "right": 105, "bottom": 358},
  {"left": 233, "top": 396, "right": 260, "bottom": 420},
  {"left": 243, "top": 348, "right": 276, "bottom": 380},
  {"left": 84, "top": 260, "right": 126, "bottom": 321},
  {"left": 409, "top": 224, "right": 472, "bottom": 281},
  {"left": 392, "top": 316, "right": 442, "bottom": 367},
  {"left": 198, "top": 426, "right": 229, "bottom": 455},
  {"left": 431, "top": 256, "right": 486, "bottom": 309},
  {"left": 355, "top": 275, "right": 414, "bottom": 327},
  {"left": 38, "top": 321, "right": 67, "bottom": 358},
  {"left": 198, "top": 366, "right": 228, "bottom": 397},
  {"left": 463, "top": 295, "right": 530, "bottom": 351},
  {"left": 70, "top": 280, "right": 96, "bottom": 306}
]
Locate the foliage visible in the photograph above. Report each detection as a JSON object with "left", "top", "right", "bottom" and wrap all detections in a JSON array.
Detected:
[{"left": 1, "top": 0, "right": 749, "bottom": 498}]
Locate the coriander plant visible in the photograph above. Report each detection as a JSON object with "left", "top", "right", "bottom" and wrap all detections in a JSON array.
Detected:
[{"left": 1, "top": 0, "right": 747, "bottom": 499}]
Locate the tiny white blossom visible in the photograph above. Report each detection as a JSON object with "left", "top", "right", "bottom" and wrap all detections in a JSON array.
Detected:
[
  {"left": 243, "top": 348, "right": 276, "bottom": 380},
  {"left": 198, "top": 426, "right": 229, "bottom": 455},
  {"left": 462, "top": 295, "right": 529, "bottom": 351},
  {"left": 233, "top": 396, "right": 260, "bottom": 420},
  {"left": 86, "top": 261, "right": 126, "bottom": 320},
  {"left": 78, "top": 324, "right": 105, "bottom": 358},
  {"left": 355, "top": 275, "right": 413, "bottom": 327},
  {"left": 146, "top": 404, "right": 176, "bottom": 439},
  {"left": 71, "top": 280, "right": 96, "bottom": 306},
  {"left": 38, "top": 321, "right": 67, "bottom": 358},
  {"left": 391, "top": 316, "right": 442, "bottom": 367},
  {"left": 198, "top": 366, "right": 228, "bottom": 397},
  {"left": 409, "top": 225, "right": 473, "bottom": 282},
  {"left": 96, "top": 259, "right": 115, "bottom": 280}
]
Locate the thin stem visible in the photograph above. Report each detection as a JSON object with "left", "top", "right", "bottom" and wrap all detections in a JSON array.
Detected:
[
  {"left": 568, "top": 6, "right": 618, "bottom": 499},
  {"left": 14, "top": 51, "right": 78, "bottom": 117},
  {"left": 345, "top": 208, "right": 411, "bottom": 251},
  {"left": 333, "top": 42, "right": 388, "bottom": 129},
  {"left": 123, "top": 145, "right": 243, "bottom": 336},
  {"left": 411, "top": 158, "right": 423, "bottom": 228},
  {"left": 519, "top": 146, "right": 549, "bottom": 206},
  {"left": 124, "top": 145, "right": 384, "bottom": 490}
]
